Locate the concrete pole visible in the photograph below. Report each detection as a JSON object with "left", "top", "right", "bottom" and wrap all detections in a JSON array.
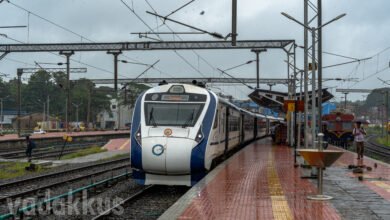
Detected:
[
  {"left": 107, "top": 51, "right": 122, "bottom": 93},
  {"left": 231, "top": 0, "right": 237, "bottom": 46},
  {"left": 297, "top": 71, "right": 303, "bottom": 149},
  {"left": 17, "top": 69, "right": 22, "bottom": 137},
  {"left": 386, "top": 91, "right": 389, "bottom": 144},
  {"left": 292, "top": 45, "right": 297, "bottom": 147},
  {"left": 317, "top": 0, "right": 323, "bottom": 133},
  {"left": 47, "top": 95, "right": 50, "bottom": 128},
  {"left": 344, "top": 92, "right": 348, "bottom": 109},
  {"left": 76, "top": 105, "right": 79, "bottom": 123},
  {"left": 251, "top": 49, "right": 267, "bottom": 89},
  {"left": 43, "top": 102, "right": 45, "bottom": 125},
  {"left": 60, "top": 51, "right": 74, "bottom": 132},
  {"left": 311, "top": 27, "right": 316, "bottom": 148},
  {"left": 0, "top": 98, "right": 3, "bottom": 135},
  {"left": 304, "top": 0, "right": 309, "bottom": 148},
  {"left": 256, "top": 52, "right": 260, "bottom": 88}
]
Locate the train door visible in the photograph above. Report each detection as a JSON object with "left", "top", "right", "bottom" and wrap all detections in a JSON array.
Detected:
[
  {"left": 224, "top": 106, "right": 229, "bottom": 155},
  {"left": 241, "top": 114, "right": 245, "bottom": 143},
  {"left": 254, "top": 118, "right": 258, "bottom": 139},
  {"left": 266, "top": 119, "right": 270, "bottom": 135}
]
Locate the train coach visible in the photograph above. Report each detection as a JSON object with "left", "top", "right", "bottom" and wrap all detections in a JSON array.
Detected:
[
  {"left": 130, "top": 83, "right": 279, "bottom": 186},
  {"left": 322, "top": 110, "right": 355, "bottom": 148}
]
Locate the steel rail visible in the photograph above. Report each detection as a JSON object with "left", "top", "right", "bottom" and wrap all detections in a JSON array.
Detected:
[
  {"left": 0, "top": 157, "right": 129, "bottom": 189},
  {"left": 365, "top": 136, "right": 390, "bottom": 162},
  {"left": 0, "top": 171, "right": 131, "bottom": 220},
  {"left": 0, "top": 164, "right": 130, "bottom": 203},
  {"left": 92, "top": 185, "right": 155, "bottom": 220},
  {"left": 0, "top": 141, "right": 106, "bottom": 156}
]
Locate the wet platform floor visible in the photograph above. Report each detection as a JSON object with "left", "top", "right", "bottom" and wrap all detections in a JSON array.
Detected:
[{"left": 161, "top": 138, "right": 390, "bottom": 220}]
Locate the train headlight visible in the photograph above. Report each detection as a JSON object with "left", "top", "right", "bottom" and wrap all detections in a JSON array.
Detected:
[
  {"left": 135, "top": 126, "right": 142, "bottom": 146},
  {"left": 195, "top": 127, "right": 204, "bottom": 143}
]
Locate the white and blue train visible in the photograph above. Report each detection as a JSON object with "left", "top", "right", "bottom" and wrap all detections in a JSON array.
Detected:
[{"left": 130, "top": 83, "right": 280, "bottom": 186}]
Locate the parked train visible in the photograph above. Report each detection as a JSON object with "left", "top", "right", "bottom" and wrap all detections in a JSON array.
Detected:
[
  {"left": 322, "top": 110, "right": 355, "bottom": 148},
  {"left": 130, "top": 83, "right": 281, "bottom": 186}
]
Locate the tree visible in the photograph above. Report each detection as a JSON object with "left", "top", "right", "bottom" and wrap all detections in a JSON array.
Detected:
[{"left": 365, "top": 88, "right": 390, "bottom": 115}]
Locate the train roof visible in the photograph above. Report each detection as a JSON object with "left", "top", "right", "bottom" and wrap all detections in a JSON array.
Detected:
[
  {"left": 145, "top": 83, "right": 283, "bottom": 122},
  {"left": 144, "top": 83, "right": 210, "bottom": 95}
]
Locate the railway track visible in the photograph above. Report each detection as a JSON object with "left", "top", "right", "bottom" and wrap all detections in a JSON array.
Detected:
[
  {"left": 0, "top": 171, "right": 133, "bottom": 220},
  {"left": 92, "top": 185, "right": 156, "bottom": 220},
  {"left": 365, "top": 136, "right": 390, "bottom": 163},
  {"left": 0, "top": 157, "right": 130, "bottom": 203},
  {"left": 0, "top": 141, "right": 106, "bottom": 159},
  {"left": 0, "top": 141, "right": 106, "bottom": 153},
  {"left": 92, "top": 185, "right": 189, "bottom": 219}
]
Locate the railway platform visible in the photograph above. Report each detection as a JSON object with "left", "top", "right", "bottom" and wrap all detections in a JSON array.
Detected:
[
  {"left": 0, "top": 130, "right": 129, "bottom": 141},
  {"left": 161, "top": 138, "right": 390, "bottom": 220}
]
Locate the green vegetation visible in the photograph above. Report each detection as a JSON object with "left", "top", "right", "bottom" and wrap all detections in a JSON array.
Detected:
[
  {"left": 367, "top": 126, "right": 382, "bottom": 135},
  {"left": 377, "top": 136, "right": 390, "bottom": 147},
  {"left": 0, "top": 72, "right": 150, "bottom": 124},
  {"left": 61, "top": 146, "right": 107, "bottom": 160},
  {"left": 99, "top": 153, "right": 128, "bottom": 161},
  {"left": 0, "top": 162, "right": 44, "bottom": 180}
]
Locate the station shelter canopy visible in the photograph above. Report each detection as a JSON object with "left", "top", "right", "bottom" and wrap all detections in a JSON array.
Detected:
[{"left": 248, "top": 88, "right": 333, "bottom": 112}]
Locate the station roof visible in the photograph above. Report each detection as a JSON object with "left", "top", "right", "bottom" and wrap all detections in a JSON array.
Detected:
[{"left": 248, "top": 88, "right": 333, "bottom": 112}]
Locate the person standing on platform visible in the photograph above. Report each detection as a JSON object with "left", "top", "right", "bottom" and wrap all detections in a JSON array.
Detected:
[
  {"left": 353, "top": 122, "right": 366, "bottom": 160},
  {"left": 25, "top": 135, "right": 36, "bottom": 162}
]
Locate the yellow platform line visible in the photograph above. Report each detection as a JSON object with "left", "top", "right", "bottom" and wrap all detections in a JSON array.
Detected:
[
  {"left": 119, "top": 139, "right": 130, "bottom": 150},
  {"left": 371, "top": 181, "right": 390, "bottom": 192},
  {"left": 267, "top": 149, "right": 293, "bottom": 220}
]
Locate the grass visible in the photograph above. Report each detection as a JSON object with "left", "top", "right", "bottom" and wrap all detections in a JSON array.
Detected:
[
  {"left": 376, "top": 136, "right": 390, "bottom": 147},
  {"left": 99, "top": 153, "right": 129, "bottom": 162},
  {"left": 0, "top": 162, "right": 44, "bottom": 180},
  {"left": 61, "top": 146, "right": 107, "bottom": 160},
  {"left": 366, "top": 126, "right": 382, "bottom": 135}
]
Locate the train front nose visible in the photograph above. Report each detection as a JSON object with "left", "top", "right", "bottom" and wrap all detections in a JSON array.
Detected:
[{"left": 142, "top": 137, "right": 197, "bottom": 175}]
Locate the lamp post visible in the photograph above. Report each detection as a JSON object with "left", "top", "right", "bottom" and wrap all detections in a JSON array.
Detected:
[
  {"left": 72, "top": 103, "right": 82, "bottom": 124},
  {"left": 343, "top": 92, "right": 349, "bottom": 109},
  {"left": 281, "top": 12, "right": 346, "bottom": 148}
]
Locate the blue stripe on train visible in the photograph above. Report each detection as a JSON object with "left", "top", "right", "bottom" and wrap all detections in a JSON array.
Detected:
[
  {"left": 130, "top": 92, "right": 144, "bottom": 170},
  {"left": 190, "top": 91, "right": 216, "bottom": 185},
  {"left": 132, "top": 170, "right": 146, "bottom": 185}
]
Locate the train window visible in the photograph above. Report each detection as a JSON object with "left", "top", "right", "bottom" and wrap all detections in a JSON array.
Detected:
[
  {"left": 222, "top": 113, "right": 225, "bottom": 133},
  {"left": 229, "top": 116, "right": 239, "bottom": 131},
  {"left": 327, "top": 123, "right": 335, "bottom": 130},
  {"left": 213, "top": 110, "right": 218, "bottom": 129},
  {"left": 244, "top": 117, "right": 253, "bottom": 131},
  {"left": 144, "top": 103, "right": 204, "bottom": 127},
  {"left": 343, "top": 122, "right": 353, "bottom": 130}
]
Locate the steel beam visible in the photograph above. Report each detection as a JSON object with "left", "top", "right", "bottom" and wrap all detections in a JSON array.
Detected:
[
  {"left": 19, "top": 68, "right": 87, "bottom": 73},
  {"left": 89, "top": 77, "right": 291, "bottom": 85},
  {"left": 335, "top": 89, "right": 372, "bottom": 93},
  {"left": 0, "top": 40, "right": 294, "bottom": 53}
]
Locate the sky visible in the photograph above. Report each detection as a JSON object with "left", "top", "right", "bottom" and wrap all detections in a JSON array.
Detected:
[{"left": 0, "top": 0, "right": 389, "bottom": 103}]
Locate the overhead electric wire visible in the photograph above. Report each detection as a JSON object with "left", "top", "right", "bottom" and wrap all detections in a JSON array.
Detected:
[
  {"left": 143, "top": 0, "right": 228, "bottom": 86},
  {"left": 121, "top": 0, "right": 208, "bottom": 78},
  {"left": 143, "top": 0, "right": 249, "bottom": 99},
  {"left": 144, "top": 0, "right": 218, "bottom": 74},
  {"left": 142, "top": 0, "right": 209, "bottom": 77},
  {"left": 322, "top": 51, "right": 360, "bottom": 61},
  {"left": 4, "top": 0, "right": 150, "bottom": 80},
  {"left": 0, "top": 33, "right": 113, "bottom": 74},
  {"left": 5, "top": 0, "right": 216, "bottom": 84},
  {"left": 8, "top": 1, "right": 94, "bottom": 43}
]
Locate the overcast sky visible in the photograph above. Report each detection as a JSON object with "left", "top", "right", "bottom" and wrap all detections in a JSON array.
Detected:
[{"left": 0, "top": 0, "right": 389, "bottom": 102}]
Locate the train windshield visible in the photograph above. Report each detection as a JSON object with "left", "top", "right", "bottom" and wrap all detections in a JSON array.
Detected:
[{"left": 144, "top": 103, "right": 204, "bottom": 127}]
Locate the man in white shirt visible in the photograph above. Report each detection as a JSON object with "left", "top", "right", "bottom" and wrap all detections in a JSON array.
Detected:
[{"left": 353, "top": 122, "right": 366, "bottom": 160}]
